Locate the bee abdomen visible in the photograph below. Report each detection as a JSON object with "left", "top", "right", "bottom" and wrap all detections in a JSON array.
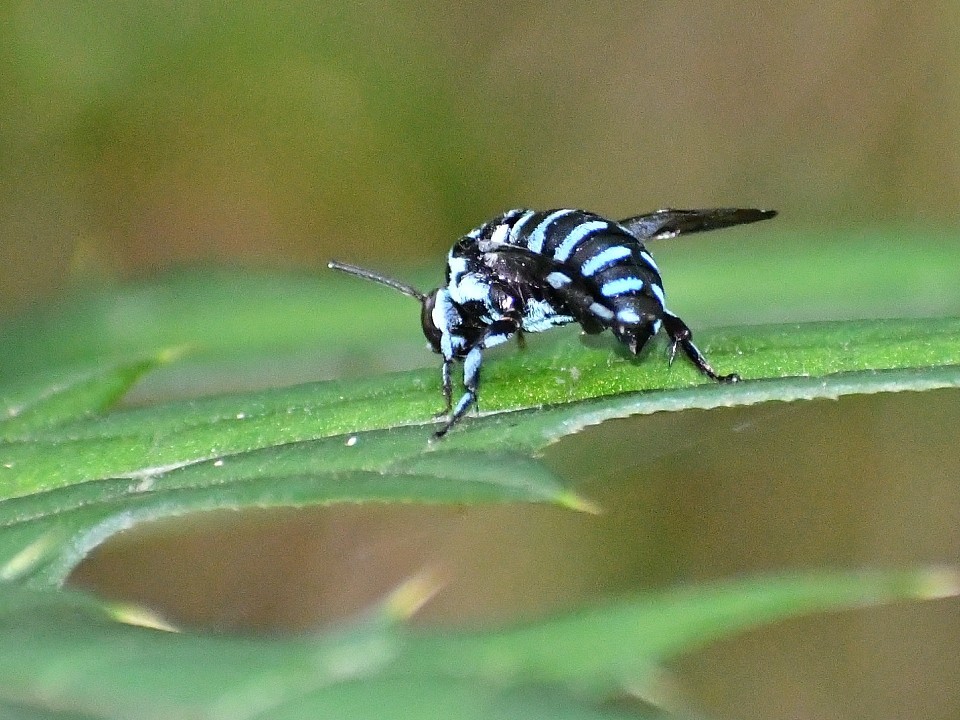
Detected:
[{"left": 503, "top": 208, "right": 665, "bottom": 327}]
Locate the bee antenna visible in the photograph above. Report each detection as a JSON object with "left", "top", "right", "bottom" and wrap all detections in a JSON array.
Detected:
[{"left": 328, "top": 261, "right": 426, "bottom": 302}]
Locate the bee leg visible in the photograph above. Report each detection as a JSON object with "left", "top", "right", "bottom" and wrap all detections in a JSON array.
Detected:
[
  {"left": 434, "top": 320, "right": 517, "bottom": 438},
  {"left": 433, "top": 357, "right": 454, "bottom": 419},
  {"left": 434, "top": 345, "right": 482, "bottom": 438},
  {"left": 661, "top": 311, "right": 740, "bottom": 383}
]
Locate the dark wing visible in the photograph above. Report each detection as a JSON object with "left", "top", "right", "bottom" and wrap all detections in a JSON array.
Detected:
[
  {"left": 481, "top": 247, "right": 607, "bottom": 332},
  {"left": 618, "top": 208, "right": 776, "bottom": 241},
  {"left": 480, "top": 246, "right": 555, "bottom": 290}
]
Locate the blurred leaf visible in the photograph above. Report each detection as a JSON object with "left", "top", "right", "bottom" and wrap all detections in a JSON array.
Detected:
[
  {"left": 0, "top": 570, "right": 953, "bottom": 720},
  {"left": 404, "top": 569, "right": 960, "bottom": 694},
  {"left": 0, "top": 704, "right": 102, "bottom": 720},
  {"left": 658, "top": 228, "right": 960, "bottom": 325},
  {"left": 0, "top": 357, "right": 160, "bottom": 438},
  {"left": 264, "top": 680, "right": 658, "bottom": 720},
  {"left": 0, "top": 268, "right": 435, "bottom": 385},
  {"left": 1, "top": 230, "right": 958, "bottom": 391}
]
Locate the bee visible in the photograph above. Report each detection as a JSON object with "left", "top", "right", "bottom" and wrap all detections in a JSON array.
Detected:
[{"left": 330, "top": 207, "right": 775, "bottom": 437}]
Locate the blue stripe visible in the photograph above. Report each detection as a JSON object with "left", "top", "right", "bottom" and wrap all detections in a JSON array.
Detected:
[
  {"left": 509, "top": 209, "right": 537, "bottom": 244},
  {"left": 616, "top": 308, "right": 641, "bottom": 324},
  {"left": 553, "top": 220, "right": 608, "bottom": 262},
  {"left": 589, "top": 302, "right": 614, "bottom": 320},
  {"left": 527, "top": 209, "right": 574, "bottom": 253},
  {"left": 650, "top": 283, "right": 666, "bottom": 306},
  {"left": 600, "top": 277, "right": 644, "bottom": 297},
  {"left": 581, "top": 245, "right": 632, "bottom": 276},
  {"left": 639, "top": 250, "right": 660, "bottom": 275}
]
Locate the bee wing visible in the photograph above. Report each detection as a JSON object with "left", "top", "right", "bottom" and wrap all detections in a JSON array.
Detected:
[
  {"left": 618, "top": 208, "right": 776, "bottom": 241},
  {"left": 481, "top": 246, "right": 556, "bottom": 285},
  {"left": 481, "top": 247, "right": 607, "bottom": 333}
]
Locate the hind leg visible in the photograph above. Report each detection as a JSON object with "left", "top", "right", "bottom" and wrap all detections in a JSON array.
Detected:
[{"left": 661, "top": 311, "right": 740, "bottom": 383}]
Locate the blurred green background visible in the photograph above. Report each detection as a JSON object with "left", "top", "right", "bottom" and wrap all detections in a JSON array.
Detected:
[
  {"left": 3, "top": 3, "right": 960, "bottom": 719},
  {"left": 2, "top": 2, "right": 959, "bottom": 312}
]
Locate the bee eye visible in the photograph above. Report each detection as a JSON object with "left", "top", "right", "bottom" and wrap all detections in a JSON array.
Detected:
[{"left": 420, "top": 290, "right": 443, "bottom": 352}]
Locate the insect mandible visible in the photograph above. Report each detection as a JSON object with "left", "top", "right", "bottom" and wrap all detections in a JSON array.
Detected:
[{"left": 329, "top": 206, "right": 776, "bottom": 437}]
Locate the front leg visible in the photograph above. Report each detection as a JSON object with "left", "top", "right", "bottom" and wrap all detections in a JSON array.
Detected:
[
  {"left": 434, "top": 319, "right": 517, "bottom": 438},
  {"left": 433, "top": 345, "right": 483, "bottom": 438},
  {"left": 434, "top": 357, "right": 453, "bottom": 418}
]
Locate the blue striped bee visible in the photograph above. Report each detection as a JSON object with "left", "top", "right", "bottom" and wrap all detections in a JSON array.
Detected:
[{"left": 330, "top": 207, "right": 775, "bottom": 437}]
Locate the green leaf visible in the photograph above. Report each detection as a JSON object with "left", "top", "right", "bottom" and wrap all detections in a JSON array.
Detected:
[
  {"left": 0, "top": 438, "right": 579, "bottom": 587},
  {"left": 1, "top": 317, "right": 959, "bottom": 586},
  {"left": 0, "top": 569, "right": 953, "bottom": 720}
]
